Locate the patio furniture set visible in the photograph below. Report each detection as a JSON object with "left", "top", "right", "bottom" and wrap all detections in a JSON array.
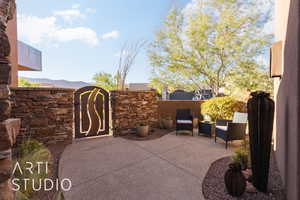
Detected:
[{"left": 175, "top": 109, "right": 248, "bottom": 148}]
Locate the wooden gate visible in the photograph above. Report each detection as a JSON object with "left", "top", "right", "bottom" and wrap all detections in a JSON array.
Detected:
[{"left": 74, "top": 86, "right": 109, "bottom": 138}]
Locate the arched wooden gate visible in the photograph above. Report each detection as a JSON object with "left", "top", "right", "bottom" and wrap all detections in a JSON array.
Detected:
[{"left": 74, "top": 86, "right": 109, "bottom": 138}]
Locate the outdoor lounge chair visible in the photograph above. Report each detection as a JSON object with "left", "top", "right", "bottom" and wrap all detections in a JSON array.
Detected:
[
  {"left": 215, "top": 112, "right": 248, "bottom": 149},
  {"left": 176, "top": 109, "right": 194, "bottom": 136}
]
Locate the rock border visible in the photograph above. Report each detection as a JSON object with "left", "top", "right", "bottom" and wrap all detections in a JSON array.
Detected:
[{"left": 202, "top": 154, "right": 285, "bottom": 200}]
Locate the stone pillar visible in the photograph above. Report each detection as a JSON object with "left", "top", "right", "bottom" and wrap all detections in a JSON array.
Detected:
[{"left": 0, "top": 1, "right": 20, "bottom": 200}]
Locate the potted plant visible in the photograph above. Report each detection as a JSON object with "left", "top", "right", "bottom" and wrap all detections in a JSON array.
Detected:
[
  {"left": 162, "top": 116, "right": 173, "bottom": 129},
  {"left": 231, "top": 149, "right": 249, "bottom": 170},
  {"left": 136, "top": 122, "right": 149, "bottom": 137}
]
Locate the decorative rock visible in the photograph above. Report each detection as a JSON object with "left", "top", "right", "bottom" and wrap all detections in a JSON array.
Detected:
[{"left": 224, "top": 162, "right": 247, "bottom": 197}]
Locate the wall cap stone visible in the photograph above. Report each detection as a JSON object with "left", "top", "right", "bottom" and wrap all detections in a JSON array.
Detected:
[
  {"left": 110, "top": 90, "right": 157, "bottom": 93},
  {"left": 10, "top": 87, "right": 75, "bottom": 92},
  {"left": 158, "top": 100, "right": 206, "bottom": 102}
]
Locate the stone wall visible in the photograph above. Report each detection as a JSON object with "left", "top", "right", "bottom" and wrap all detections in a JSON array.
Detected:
[
  {"left": 10, "top": 88, "right": 74, "bottom": 145},
  {"left": 110, "top": 90, "right": 159, "bottom": 136}
]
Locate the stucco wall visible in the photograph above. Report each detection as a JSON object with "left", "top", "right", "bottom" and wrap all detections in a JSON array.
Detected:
[
  {"left": 10, "top": 88, "right": 74, "bottom": 145},
  {"left": 274, "top": 0, "right": 300, "bottom": 199},
  {"left": 110, "top": 90, "right": 159, "bottom": 136},
  {"left": 158, "top": 100, "right": 205, "bottom": 123}
]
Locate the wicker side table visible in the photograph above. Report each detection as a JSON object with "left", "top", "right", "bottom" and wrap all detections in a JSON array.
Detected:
[{"left": 199, "top": 121, "right": 214, "bottom": 137}]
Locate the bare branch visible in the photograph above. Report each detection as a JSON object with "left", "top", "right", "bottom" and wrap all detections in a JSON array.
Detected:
[{"left": 116, "top": 40, "right": 147, "bottom": 90}]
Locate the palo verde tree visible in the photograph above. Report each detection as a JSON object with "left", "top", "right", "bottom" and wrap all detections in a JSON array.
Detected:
[
  {"left": 18, "top": 78, "right": 41, "bottom": 87},
  {"left": 148, "top": 0, "right": 273, "bottom": 97},
  {"left": 93, "top": 72, "right": 117, "bottom": 91}
]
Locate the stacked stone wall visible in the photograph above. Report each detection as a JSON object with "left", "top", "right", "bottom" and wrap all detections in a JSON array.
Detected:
[
  {"left": 10, "top": 88, "right": 74, "bottom": 145},
  {"left": 110, "top": 90, "right": 159, "bottom": 136}
]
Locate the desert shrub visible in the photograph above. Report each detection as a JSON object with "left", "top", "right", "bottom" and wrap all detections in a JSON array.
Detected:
[
  {"left": 14, "top": 140, "right": 52, "bottom": 199},
  {"left": 15, "top": 191, "right": 29, "bottom": 200},
  {"left": 231, "top": 149, "right": 249, "bottom": 170},
  {"left": 136, "top": 122, "right": 147, "bottom": 126},
  {"left": 20, "top": 139, "right": 44, "bottom": 157},
  {"left": 201, "top": 96, "right": 246, "bottom": 121}
]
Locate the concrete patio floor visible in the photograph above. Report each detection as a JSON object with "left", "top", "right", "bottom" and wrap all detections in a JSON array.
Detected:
[{"left": 59, "top": 132, "right": 233, "bottom": 200}]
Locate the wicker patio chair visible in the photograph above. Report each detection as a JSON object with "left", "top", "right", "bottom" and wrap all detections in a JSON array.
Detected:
[
  {"left": 215, "top": 112, "right": 248, "bottom": 149},
  {"left": 176, "top": 109, "right": 194, "bottom": 136}
]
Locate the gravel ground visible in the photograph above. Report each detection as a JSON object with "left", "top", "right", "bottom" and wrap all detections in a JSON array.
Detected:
[{"left": 202, "top": 153, "right": 286, "bottom": 200}]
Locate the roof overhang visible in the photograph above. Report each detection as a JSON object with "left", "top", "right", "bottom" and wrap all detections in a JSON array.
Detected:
[{"left": 17, "top": 41, "right": 42, "bottom": 71}]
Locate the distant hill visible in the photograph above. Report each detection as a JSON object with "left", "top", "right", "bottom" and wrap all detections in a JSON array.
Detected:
[{"left": 22, "top": 77, "right": 91, "bottom": 89}]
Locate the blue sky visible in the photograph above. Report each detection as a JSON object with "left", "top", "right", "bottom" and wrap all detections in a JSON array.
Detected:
[{"left": 17, "top": 0, "right": 191, "bottom": 83}]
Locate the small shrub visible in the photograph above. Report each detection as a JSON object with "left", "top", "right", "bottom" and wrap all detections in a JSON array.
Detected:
[
  {"left": 136, "top": 122, "right": 147, "bottom": 126},
  {"left": 14, "top": 140, "right": 52, "bottom": 199},
  {"left": 20, "top": 139, "right": 44, "bottom": 157},
  {"left": 231, "top": 149, "right": 249, "bottom": 170},
  {"left": 201, "top": 96, "right": 246, "bottom": 121},
  {"left": 16, "top": 191, "right": 29, "bottom": 200}
]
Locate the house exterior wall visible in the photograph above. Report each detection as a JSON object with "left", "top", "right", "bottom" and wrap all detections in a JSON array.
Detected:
[
  {"left": 274, "top": 0, "right": 300, "bottom": 199},
  {"left": 6, "top": 12, "right": 18, "bottom": 87}
]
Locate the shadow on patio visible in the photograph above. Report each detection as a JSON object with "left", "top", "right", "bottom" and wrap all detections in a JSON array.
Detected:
[{"left": 59, "top": 131, "right": 233, "bottom": 200}]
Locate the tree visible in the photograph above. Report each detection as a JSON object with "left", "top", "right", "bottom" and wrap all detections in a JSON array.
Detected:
[
  {"left": 225, "top": 60, "right": 274, "bottom": 100},
  {"left": 116, "top": 41, "right": 146, "bottom": 90},
  {"left": 93, "top": 72, "right": 117, "bottom": 91},
  {"left": 18, "top": 78, "right": 41, "bottom": 87},
  {"left": 148, "top": 0, "right": 273, "bottom": 97}
]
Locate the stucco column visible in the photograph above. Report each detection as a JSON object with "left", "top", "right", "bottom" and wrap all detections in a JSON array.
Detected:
[{"left": 0, "top": 1, "right": 20, "bottom": 200}]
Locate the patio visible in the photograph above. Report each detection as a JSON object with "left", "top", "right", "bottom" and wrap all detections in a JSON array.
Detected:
[{"left": 59, "top": 132, "right": 233, "bottom": 200}]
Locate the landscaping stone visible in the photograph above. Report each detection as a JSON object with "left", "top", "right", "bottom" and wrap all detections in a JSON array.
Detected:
[{"left": 202, "top": 154, "right": 285, "bottom": 200}]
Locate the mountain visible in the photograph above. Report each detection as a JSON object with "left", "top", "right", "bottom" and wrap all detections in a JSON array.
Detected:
[{"left": 22, "top": 77, "right": 91, "bottom": 89}]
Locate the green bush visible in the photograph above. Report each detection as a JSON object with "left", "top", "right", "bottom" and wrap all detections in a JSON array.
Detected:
[
  {"left": 14, "top": 140, "right": 52, "bottom": 199},
  {"left": 20, "top": 139, "right": 45, "bottom": 157},
  {"left": 201, "top": 96, "right": 246, "bottom": 121},
  {"left": 231, "top": 149, "right": 249, "bottom": 170}
]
